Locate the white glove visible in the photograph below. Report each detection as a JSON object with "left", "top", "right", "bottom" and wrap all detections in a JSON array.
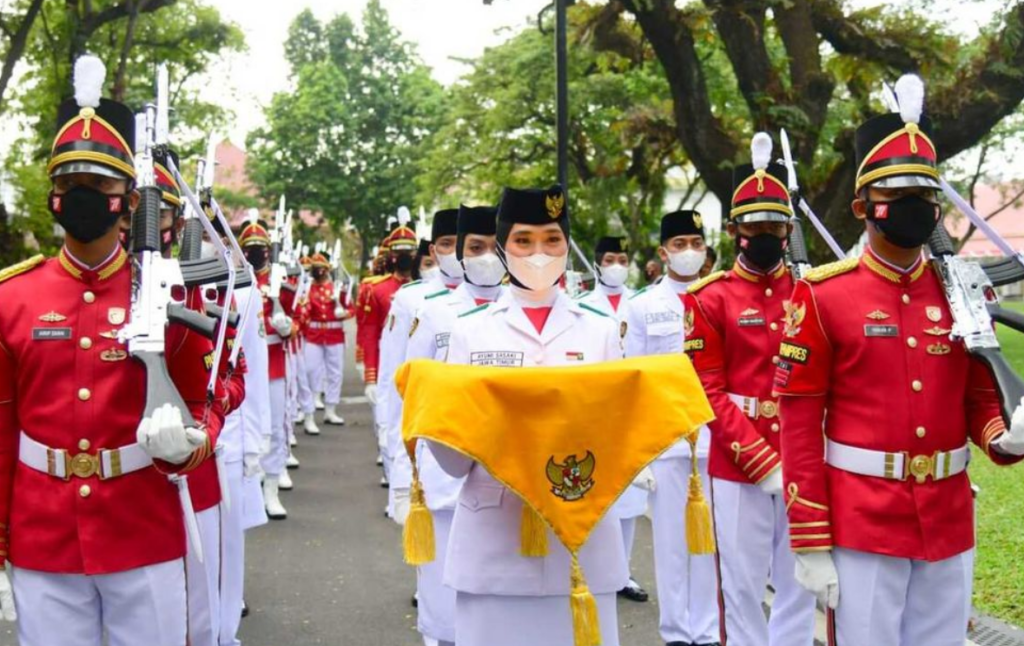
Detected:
[
  {"left": 0, "top": 571, "right": 16, "bottom": 621},
  {"left": 271, "top": 313, "right": 292, "bottom": 337},
  {"left": 630, "top": 465, "right": 656, "bottom": 492},
  {"left": 243, "top": 453, "right": 263, "bottom": 479},
  {"left": 758, "top": 468, "right": 784, "bottom": 496},
  {"left": 992, "top": 396, "right": 1024, "bottom": 456},
  {"left": 392, "top": 487, "right": 411, "bottom": 526},
  {"left": 136, "top": 404, "right": 207, "bottom": 464},
  {"left": 365, "top": 384, "right": 379, "bottom": 405},
  {"left": 333, "top": 305, "right": 345, "bottom": 319},
  {"left": 794, "top": 551, "right": 840, "bottom": 609}
]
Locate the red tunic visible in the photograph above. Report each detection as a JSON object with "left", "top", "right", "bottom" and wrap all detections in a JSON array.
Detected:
[
  {"left": 774, "top": 249, "right": 1019, "bottom": 561},
  {"left": 256, "top": 269, "right": 295, "bottom": 381},
  {"left": 359, "top": 274, "right": 408, "bottom": 384},
  {"left": 0, "top": 247, "right": 222, "bottom": 574},
  {"left": 303, "top": 281, "right": 348, "bottom": 346},
  {"left": 683, "top": 260, "right": 794, "bottom": 484}
]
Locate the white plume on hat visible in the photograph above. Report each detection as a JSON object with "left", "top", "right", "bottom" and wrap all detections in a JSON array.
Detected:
[
  {"left": 751, "top": 132, "right": 773, "bottom": 171},
  {"left": 247, "top": 208, "right": 260, "bottom": 224},
  {"left": 894, "top": 74, "right": 925, "bottom": 125},
  {"left": 73, "top": 54, "right": 106, "bottom": 109},
  {"left": 133, "top": 113, "right": 147, "bottom": 154},
  {"left": 397, "top": 206, "right": 412, "bottom": 227}
]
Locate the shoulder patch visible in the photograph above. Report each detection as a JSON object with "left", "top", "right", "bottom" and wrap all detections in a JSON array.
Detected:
[
  {"left": 424, "top": 289, "right": 450, "bottom": 301},
  {"left": 629, "top": 284, "right": 652, "bottom": 300},
  {"left": 399, "top": 279, "right": 423, "bottom": 290},
  {"left": 0, "top": 254, "right": 46, "bottom": 285},
  {"left": 578, "top": 302, "right": 610, "bottom": 318},
  {"left": 458, "top": 303, "right": 490, "bottom": 318},
  {"left": 686, "top": 270, "right": 726, "bottom": 294},
  {"left": 803, "top": 257, "right": 859, "bottom": 284}
]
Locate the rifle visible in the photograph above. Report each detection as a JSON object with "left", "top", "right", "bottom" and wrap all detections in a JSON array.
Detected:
[
  {"left": 779, "top": 128, "right": 847, "bottom": 270},
  {"left": 267, "top": 196, "right": 290, "bottom": 318},
  {"left": 929, "top": 222, "right": 1024, "bottom": 427}
]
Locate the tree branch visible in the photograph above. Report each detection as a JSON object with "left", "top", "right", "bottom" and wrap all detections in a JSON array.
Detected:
[
  {"left": 809, "top": 0, "right": 919, "bottom": 70},
  {"left": 0, "top": 0, "right": 45, "bottom": 115}
]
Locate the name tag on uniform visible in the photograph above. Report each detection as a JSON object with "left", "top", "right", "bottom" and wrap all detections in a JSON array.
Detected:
[
  {"left": 645, "top": 311, "right": 680, "bottom": 325},
  {"left": 738, "top": 316, "right": 765, "bottom": 327},
  {"left": 435, "top": 333, "right": 450, "bottom": 349},
  {"left": 864, "top": 325, "right": 899, "bottom": 337},
  {"left": 32, "top": 327, "right": 71, "bottom": 340},
  {"left": 470, "top": 351, "right": 524, "bottom": 367}
]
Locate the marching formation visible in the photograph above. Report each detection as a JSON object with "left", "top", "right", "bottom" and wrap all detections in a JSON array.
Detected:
[{"left": 0, "top": 51, "right": 1023, "bottom": 646}]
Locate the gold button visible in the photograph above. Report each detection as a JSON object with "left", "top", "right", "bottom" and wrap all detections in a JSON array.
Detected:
[
  {"left": 916, "top": 426, "right": 927, "bottom": 438},
  {"left": 907, "top": 337, "right": 917, "bottom": 348},
  {"left": 771, "top": 423, "right": 780, "bottom": 433},
  {"left": 772, "top": 356, "right": 780, "bottom": 365},
  {"left": 912, "top": 380, "right": 923, "bottom": 392},
  {"left": 83, "top": 291, "right": 96, "bottom": 304},
  {"left": 765, "top": 288, "right": 774, "bottom": 297},
  {"left": 79, "top": 337, "right": 92, "bottom": 350},
  {"left": 78, "top": 388, "right": 91, "bottom": 401},
  {"left": 78, "top": 439, "right": 91, "bottom": 451},
  {"left": 770, "top": 322, "right": 779, "bottom": 331},
  {"left": 79, "top": 485, "right": 91, "bottom": 498},
  {"left": 902, "top": 294, "right": 910, "bottom": 305}
]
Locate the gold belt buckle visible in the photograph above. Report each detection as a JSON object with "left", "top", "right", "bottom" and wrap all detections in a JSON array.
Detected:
[
  {"left": 904, "top": 451, "right": 935, "bottom": 484},
  {"left": 759, "top": 400, "right": 779, "bottom": 419},
  {"left": 66, "top": 452, "right": 100, "bottom": 479}
]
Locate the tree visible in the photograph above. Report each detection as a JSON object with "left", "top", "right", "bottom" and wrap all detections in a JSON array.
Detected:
[
  {"left": 590, "top": 0, "right": 1024, "bottom": 261},
  {"left": 246, "top": 1, "right": 446, "bottom": 270}
]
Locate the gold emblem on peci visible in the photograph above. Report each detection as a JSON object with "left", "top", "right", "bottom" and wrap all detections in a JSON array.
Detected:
[{"left": 545, "top": 193, "right": 565, "bottom": 220}]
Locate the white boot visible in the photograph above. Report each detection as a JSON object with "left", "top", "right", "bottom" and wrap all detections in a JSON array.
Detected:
[
  {"left": 294, "top": 411, "right": 305, "bottom": 425},
  {"left": 289, "top": 433, "right": 298, "bottom": 448},
  {"left": 303, "top": 416, "right": 321, "bottom": 436},
  {"left": 324, "top": 405, "right": 345, "bottom": 426},
  {"left": 279, "top": 469, "right": 294, "bottom": 491},
  {"left": 314, "top": 393, "right": 325, "bottom": 410},
  {"left": 286, "top": 451, "right": 300, "bottom": 469},
  {"left": 263, "top": 477, "right": 288, "bottom": 520}
]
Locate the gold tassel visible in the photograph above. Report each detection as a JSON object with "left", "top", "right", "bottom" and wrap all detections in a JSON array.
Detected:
[
  {"left": 403, "top": 468, "right": 435, "bottom": 565},
  {"left": 520, "top": 502, "right": 549, "bottom": 557},
  {"left": 685, "top": 436, "right": 716, "bottom": 555},
  {"left": 569, "top": 552, "right": 602, "bottom": 646}
]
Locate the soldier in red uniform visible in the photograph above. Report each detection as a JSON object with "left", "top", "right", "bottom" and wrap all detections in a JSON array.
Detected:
[
  {"left": 0, "top": 55, "right": 222, "bottom": 646},
  {"left": 683, "top": 133, "right": 816, "bottom": 646},
  {"left": 355, "top": 238, "right": 391, "bottom": 370},
  {"left": 774, "top": 75, "right": 1024, "bottom": 646},
  {"left": 240, "top": 221, "right": 295, "bottom": 520},
  {"left": 301, "top": 252, "right": 352, "bottom": 432}
]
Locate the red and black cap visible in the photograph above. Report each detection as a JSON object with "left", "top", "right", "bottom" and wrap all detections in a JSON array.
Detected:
[
  {"left": 431, "top": 208, "right": 459, "bottom": 241},
  {"left": 660, "top": 210, "right": 704, "bottom": 243},
  {"left": 49, "top": 56, "right": 135, "bottom": 181},
  {"left": 388, "top": 224, "right": 418, "bottom": 252},
  {"left": 310, "top": 252, "right": 331, "bottom": 268},
  {"left": 239, "top": 221, "right": 271, "bottom": 247},
  {"left": 855, "top": 74, "right": 938, "bottom": 194},
  {"left": 153, "top": 148, "right": 182, "bottom": 210},
  {"left": 730, "top": 133, "right": 792, "bottom": 224}
]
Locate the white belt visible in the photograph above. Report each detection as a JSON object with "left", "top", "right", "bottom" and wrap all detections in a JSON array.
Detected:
[
  {"left": 19, "top": 432, "right": 152, "bottom": 480},
  {"left": 825, "top": 439, "right": 970, "bottom": 484},
  {"left": 308, "top": 321, "right": 343, "bottom": 329},
  {"left": 266, "top": 334, "right": 282, "bottom": 345},
  {"left": 727, "top": 393, "right": 779, "bottom": 420}
]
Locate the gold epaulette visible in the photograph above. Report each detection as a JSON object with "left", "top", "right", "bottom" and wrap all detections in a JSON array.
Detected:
[
  {"left": 361, "top": 274, "right": 389, "bottom": 285},
  {"left": 686, "top": 271, "right": 726, "bottom": 295},
  {"left": 803, "top": 257, "right": 859, "bottom": 284},
  {"left": 0, "top": 255, "right": 45, "bottom": 285}
]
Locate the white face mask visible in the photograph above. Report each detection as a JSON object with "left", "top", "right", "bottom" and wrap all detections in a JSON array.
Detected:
[
  {"left": 463, "top": 252, "right": 506, "bottom": 287},
  {"left": 436, "top": 251, "right": 464, "bottom": 280},
  {"left": 200, "top": 240, "right": 218, "bottom": 260},
  {"left": 419, "top": 266, "right": 441, "bottom": 284},
  {"left": 598, "top": 263, "right": 629, "bottom": 288},
  {"left": 668, "top": 248, "right": 707, "bottom": 278},
  {"left": 506, "top": 252, "right": 567, "bottom": 291}
]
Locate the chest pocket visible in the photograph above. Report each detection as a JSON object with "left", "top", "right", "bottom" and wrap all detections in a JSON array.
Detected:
[{"left": 459, "top": 485, "right": 504, "bottom": 513}]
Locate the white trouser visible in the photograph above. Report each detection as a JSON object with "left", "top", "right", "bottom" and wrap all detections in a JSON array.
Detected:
[
  {"left": 711, "top": 477, "right": 816, "bottom": 646},
  {"left": 285, "top": 349, "right": 298, "bottom": 422},
  {"left": 620, "top": 517, "right": 637, "bottom": 575},
  {"left": 454, "top": 592, "right": 619, "bottom": 646},
  {"left": 219, "top": 460, "right": 245, "bottom": 646},
  {"left": 186, "top": 506, "right": 222, "bottom": 646},
  {"left": 13, "top": 559, "right": 187, "bottom": 646},
  {"left": 296, "top": 340, "right": 314, "bottom": 415},
  {"left": 650, "top": 457, "right": 719, "bottom": 644},
  {"left": 419, "top": 509, "right": 456, "bottom": 642},
  {"left": 831, "top": 547, "right": 970, "bottom": 646},
  {"left": 304, "top": 341, "right": 344, "bottom": 408},
  {"left": 261, "top": 378, "right": 288, "bottom": 475}
]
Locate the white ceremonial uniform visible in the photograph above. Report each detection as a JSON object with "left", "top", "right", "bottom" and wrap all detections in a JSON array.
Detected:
[
  {"left": 399, "top": 282, "right": 504, "bottom": 646},
  {"left": 220, "top": 286, "right": 269, "bottom": 646},
  {"left": 295, "top": 335, "right": 315, "bottom": 416},
  {"left": 624, "top": 276, "right": 719, "bottom": 645},
  {"left": 379, "top": 277, "right": 451, "bottom": 490},
  {"left": 433, "top": 290, "right": 629, "bottom": 646},
  {"left": 187, "top": 505, "right": 221, "bottom": 646}
]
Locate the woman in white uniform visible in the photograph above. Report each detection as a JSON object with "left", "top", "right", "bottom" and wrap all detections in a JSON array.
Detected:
[{"left": 430, "top": 185, "right": 629, "bottom": 646}]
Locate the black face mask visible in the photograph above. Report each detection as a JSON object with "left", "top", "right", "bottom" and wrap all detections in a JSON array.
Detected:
[
  {"left": 313, "top": 268, "right": 328, "bottom": 281},
  {"left": 48, "top": 186, "right": 129, "bottom": 244},
  {"left": 395, "top": 253, "right": 415, "bottom": 273},
  {"left": 244, "top": 247, "right": 269, "bottom": 271},
  {"left": 866, "top": 195, "right": 941, "bottom": 249},
  {"left": 737, "top": 233, "right": 787, "bottom": 271}
]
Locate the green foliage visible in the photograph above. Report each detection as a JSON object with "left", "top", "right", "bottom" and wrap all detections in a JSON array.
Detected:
[{"left": 247, "top": 0, "right": 446, "bottom": 267}]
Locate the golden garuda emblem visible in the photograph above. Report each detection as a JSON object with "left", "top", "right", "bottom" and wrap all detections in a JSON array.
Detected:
[
  {"left": 546, "top": 452, "right": 596, "bottom": 502},
  {"left": 783, "top": 300, "right": 806, "bottom": 338},
  {"left": 545, "top": 193, "right": 565, "bottom": 220}
]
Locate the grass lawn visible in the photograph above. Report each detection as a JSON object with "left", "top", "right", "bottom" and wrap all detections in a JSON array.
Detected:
[{"left": 972, "top": 300, "right": 1024, "bottom": 626}]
